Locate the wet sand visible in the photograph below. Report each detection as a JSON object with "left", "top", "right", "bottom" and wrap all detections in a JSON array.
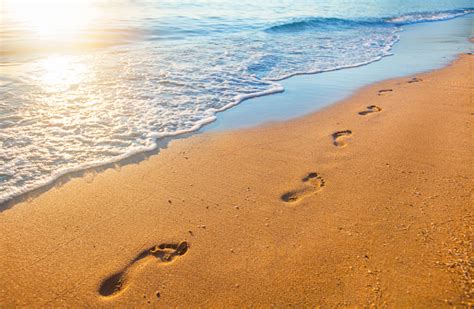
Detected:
[{"left": 0, "top": 55, "right": 472, "bottom": 307}]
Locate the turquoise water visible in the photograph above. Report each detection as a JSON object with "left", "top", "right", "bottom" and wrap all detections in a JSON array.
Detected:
[
  {"left": 0, "top": 1, "right": 472, "bottom": 203},
  {"left": 206, "top": 15, "right": 473, "bottom": 131}
]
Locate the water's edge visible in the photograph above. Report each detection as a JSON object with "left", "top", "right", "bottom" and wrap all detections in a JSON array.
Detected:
[
  {"left": 205, "top": 15, "right": 472, "bottom": 131},
  {"left": 1, "top": 16, "right": 472, "bottom": 210}
]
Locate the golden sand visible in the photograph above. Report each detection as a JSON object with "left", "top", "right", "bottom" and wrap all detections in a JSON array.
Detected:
[{"left": 0, "top": 55, "right": 472, "bottom": 307}]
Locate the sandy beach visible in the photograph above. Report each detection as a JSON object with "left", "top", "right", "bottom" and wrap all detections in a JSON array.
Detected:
[{"left": 0, "top": 54, "right": 472, "bottom": 307}]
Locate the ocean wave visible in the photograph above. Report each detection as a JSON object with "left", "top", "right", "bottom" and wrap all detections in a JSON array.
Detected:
[
  {"left": 386, "top": 8, "right": 474, "bottom": 25},
  {"left": 265, "top": 17, "right": 383, "bottom": 33},
  {"left": 265, "top": 8, "right": 473, "bottom": 33}
]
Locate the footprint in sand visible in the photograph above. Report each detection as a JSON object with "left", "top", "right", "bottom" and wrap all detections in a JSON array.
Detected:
[
  {"left": 358, "top": 105, "right": 382, "bottom": 116},
  {"left": 98, "top": 241, "right": 189, "bottom": 298},
  {"left": 281, "top": 172, "right": 325, "bottom": 203},
  {"left": 332, "top": 130, "right": 352, "bottom": 147},
  {"left": 377, "top": 89, "right": 392, "bottom": 96},
  {"left": 407, "top": 77, "right": 423, "bottom": 83}
]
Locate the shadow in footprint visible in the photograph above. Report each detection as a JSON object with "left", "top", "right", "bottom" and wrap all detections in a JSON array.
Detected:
[
  {"left": 281, "top": 172, "right": 325, "bottom": 203},
  {"left": 377, "top": 89, "right": 392, "bottom": 96},
  {"left": 99, "top": 241, "right": 189, "bottom": 298},
  {"left": 332, "top": 130, "right": 352, "bottom": 147},
  {"left": 359, "top": 105, "right": 382, "bottom": 116}
]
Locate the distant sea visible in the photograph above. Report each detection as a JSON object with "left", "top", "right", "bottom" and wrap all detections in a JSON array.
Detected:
[{"left": 0, "top": 0, "right": 472, "bottom": 203}]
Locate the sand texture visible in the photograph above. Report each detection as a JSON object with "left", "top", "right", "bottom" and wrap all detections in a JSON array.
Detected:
[{"left": 0, "top": 55, "right": 472, "bottom": 307}]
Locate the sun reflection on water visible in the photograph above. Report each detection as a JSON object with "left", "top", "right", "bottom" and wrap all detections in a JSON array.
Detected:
[{"left": 36, "top": 56, "right": 89, "bottom": 91}]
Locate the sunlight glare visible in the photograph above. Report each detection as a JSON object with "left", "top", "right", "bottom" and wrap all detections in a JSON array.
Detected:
[
  {"left": 4, "top": 0, "right": 96, "bottom": 38},
  {"left": 35, "top": 55, "right": 89, "bottom": 92}
]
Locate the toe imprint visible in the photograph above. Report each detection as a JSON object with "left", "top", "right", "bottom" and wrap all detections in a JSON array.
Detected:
[
  {"left": 377, "top": 89, "right": 392, "bottom": 96},
  {"left": 281, "top": 172, "right": 325, "bottom": 203},
  {"left": 359, "top": 105, "right": 382, "bottom": 116}
]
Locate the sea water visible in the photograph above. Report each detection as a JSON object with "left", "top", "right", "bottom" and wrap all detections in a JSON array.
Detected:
[{"left": 0, "top": 0, "right": 472, "bottom": 203}]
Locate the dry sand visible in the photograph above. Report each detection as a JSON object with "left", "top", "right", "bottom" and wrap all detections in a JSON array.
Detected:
[{"left": 0, "top": 55, "right": 472, "bottom": 307}]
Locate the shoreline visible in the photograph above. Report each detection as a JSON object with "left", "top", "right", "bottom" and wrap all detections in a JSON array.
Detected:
[
  {"left": 0, "top": 54, "right": 472, "bottom": 307},
  {"left": 204, "top": 15, "right": 473, "bottom": 131},
  {"left": 2, "top": 15, "right": 473, "bottom": 207}
]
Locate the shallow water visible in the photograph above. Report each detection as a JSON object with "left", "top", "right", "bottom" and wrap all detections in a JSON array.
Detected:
[
  {"left": 0, "top": 0, "right": 473, "bottom": 203},
  {"left": 206, "top": 16, "right": 473, "bottom": 131}
]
